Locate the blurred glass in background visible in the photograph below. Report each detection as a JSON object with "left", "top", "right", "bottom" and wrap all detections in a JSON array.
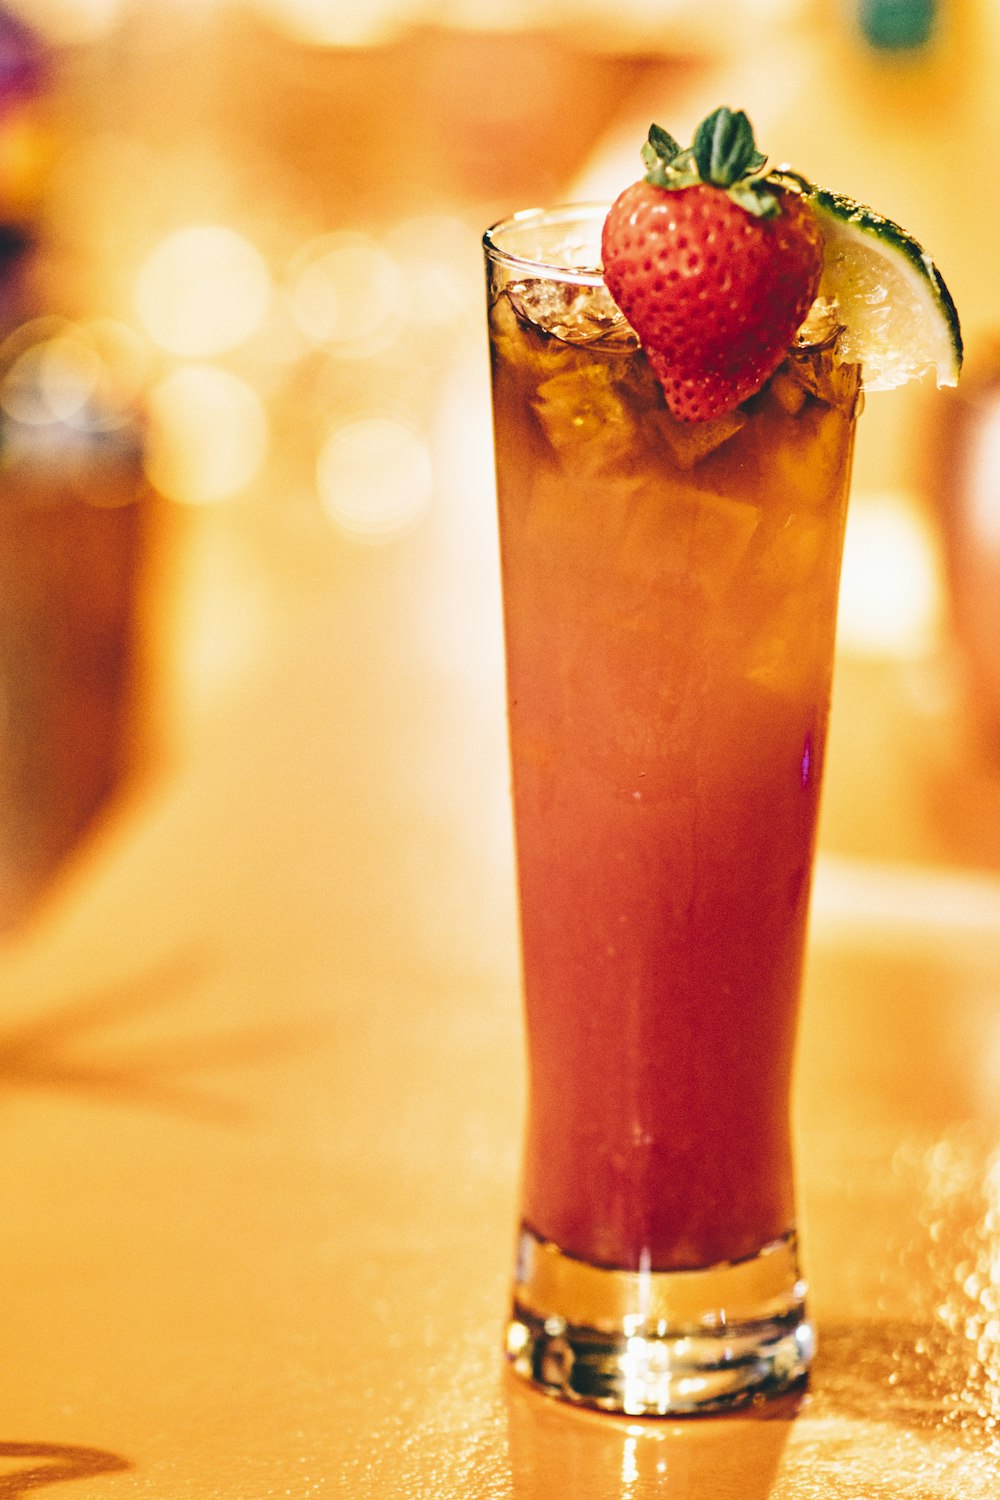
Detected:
[{"left": 0, "top": 5, "right": 154, "bottom": 929}]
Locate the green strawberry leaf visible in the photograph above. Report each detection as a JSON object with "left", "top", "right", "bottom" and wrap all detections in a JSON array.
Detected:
[
  {"left": 692, "top": 107, "right": 762, "bottom": 187},
  {"left": 647, "top": 123, "right": 682, "bottom": 163},
  {"left": 640, "top": 140, "right": 668, "bottom": 185},
  {"left": 642, "top": 139, "right": 698, "bottom": 190},
  {"left": 638, "top": 107, "right": 801, "bottom": 221},
  {"left": 641, "top": 127, "right": 690, "bottom": 188}
]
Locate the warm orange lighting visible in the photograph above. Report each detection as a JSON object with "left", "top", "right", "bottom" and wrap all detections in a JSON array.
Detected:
[
  {"left": 10, "top": 0, "right": 125, "bottom": 43},
  {"left": 248, "top": 0, "right": 411, "bottom": 46},
  {"left": 46, "top": 131, "right": 162, "bottom": 270},
  {"left": 814, "top": 854, "right": 1000, "bottom": 944},
  {"left": 317, "top": 417, "right": 432, "bottom": 540},
  {"left": 384, "top": 215, "right": 479, "bottom": 331},
  {"left": 966, "top": 401, "right": 1000, "bottom": 547},
  {"left": 144, "top": 366, "right": 268, "bottom": 505},
  {"left": 837, "top": 488, "right": 943, "bottom": 658},
  {"left": 136, "top": 226, "right": 272, "bottom": 359},
  {"left": 620, "top": 1433, "right": 640, "bottom": 1489},
  {"left": 78, "top": 318, "right": 151, "bottom": 415}
]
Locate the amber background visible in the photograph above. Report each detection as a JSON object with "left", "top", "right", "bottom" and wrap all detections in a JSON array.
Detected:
[{"left": 0, "top": 1, "right": 997, "bottom": 1496}]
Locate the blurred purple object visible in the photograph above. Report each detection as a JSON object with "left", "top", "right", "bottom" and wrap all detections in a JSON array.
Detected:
[{"left": 0, "top": 3, "right": 45, "bottom": 115}]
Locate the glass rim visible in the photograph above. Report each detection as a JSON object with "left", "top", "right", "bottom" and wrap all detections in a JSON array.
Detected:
[{"left": 482, "top": 203, "right": 609, "bottom": 287}]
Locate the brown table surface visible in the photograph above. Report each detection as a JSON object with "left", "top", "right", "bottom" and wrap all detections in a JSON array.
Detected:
[{"left": 0, "top": 464, "right": 997, "bottom": 1500}]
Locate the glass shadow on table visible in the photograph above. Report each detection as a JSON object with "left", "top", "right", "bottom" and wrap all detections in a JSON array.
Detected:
[{"left": 0, "top": 1441, "right": 130, "bottom": 1497}]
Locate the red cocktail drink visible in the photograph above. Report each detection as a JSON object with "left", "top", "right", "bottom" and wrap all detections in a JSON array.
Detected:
[{"left": 485, "top": 204, "right": 859, "bottom": 1413}]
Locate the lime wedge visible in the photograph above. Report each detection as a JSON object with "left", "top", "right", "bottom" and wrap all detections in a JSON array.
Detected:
[{"left": 806, "top": 185, "right": 962, "bottom": 392}]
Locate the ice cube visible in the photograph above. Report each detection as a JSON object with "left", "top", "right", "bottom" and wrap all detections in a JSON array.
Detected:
[
  {"left": 767, "top": 368, "right": 808, "bottom": 415},
  {"left": 787, "top": 299, "right": 862, "bottom": 412},
  {"left": 795, "top": 296, "right": 843, "bottom": 352},
  {"left": 690, "top": 490, "right": 761, "bottom": 596},
  {"left": 505, "top": 279, "right": 639, "bottom": 352},
  {"left": 644, "top": 404, "right": 748, "bottom": 470},
  {"left": 786, "top": 343, "right": 862, "bottom": 411},
  {"left": 745, "top": 520, "right": 830, "bottom": 690},
  {"left": 532, "top": 363, "right": 637, "bottom": 473}
]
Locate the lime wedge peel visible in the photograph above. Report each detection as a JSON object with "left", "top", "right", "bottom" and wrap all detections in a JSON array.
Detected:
[{"left": 804, "top": 183, "right": 963, "bottom": 394}]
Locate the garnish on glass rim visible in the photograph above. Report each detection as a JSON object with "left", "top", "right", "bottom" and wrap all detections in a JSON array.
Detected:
[{"left": 600, "top": 105, "right": 962, "bottom": 423}]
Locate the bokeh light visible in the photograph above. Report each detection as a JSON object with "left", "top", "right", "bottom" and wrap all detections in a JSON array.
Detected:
[
  {"left": 838, "top": 489, "right": 943, "bottom": 658},
  {"left": 316, "top": 416, "right": 432, "bottom": 539},
  {"left": 136, "top": 225, "right": 272, "bottom": 358},
  {"left": 145, "top": 365, "right": 269, "bottom": 504},
  {"left": 966, "top": 400, "right": 1000, "bottom": 547},
  {"left": 1, "top": 329, "right": 102, "bottom": 425},
  {"left": 384, "top": 214, "right": 479, "bottom": 333},
  {"left": 248, "top": 0, "right": 414, "bottom": 46},
  {"left": 286, "top": 232, "right": 403, "bottom": 357},
  {"left": 78, "top": 317, "right": 151, "bottom": 414},
  {"left": 0, "top": 315, "right": 149, "bottom": 431},
  {"left": 9, "top": 0, "right": 125, "bottom": 44}
]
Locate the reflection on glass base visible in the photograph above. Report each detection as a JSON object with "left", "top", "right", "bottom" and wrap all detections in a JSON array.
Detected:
[{"left": 506, "top": 1224, "right": 813, "bottom": 1416}]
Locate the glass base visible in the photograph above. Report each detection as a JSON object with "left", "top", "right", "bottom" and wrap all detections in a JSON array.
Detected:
[{"left": 505, "top": 1224, "right": 813, "bottom": 1416}]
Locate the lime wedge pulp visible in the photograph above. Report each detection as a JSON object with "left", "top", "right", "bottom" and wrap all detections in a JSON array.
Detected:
[{"left": 804, "top": 184, "right": 962, "bottom": 393}]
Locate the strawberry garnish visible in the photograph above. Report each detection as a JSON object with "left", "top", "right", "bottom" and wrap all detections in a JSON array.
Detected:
[{"left": 601, "top": 107, "right": 824, "bottom": 423}]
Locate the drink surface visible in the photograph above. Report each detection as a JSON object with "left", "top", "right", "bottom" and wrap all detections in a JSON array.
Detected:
[{"left": 488, "top": 257, "right": 859, "bottom": 1273}]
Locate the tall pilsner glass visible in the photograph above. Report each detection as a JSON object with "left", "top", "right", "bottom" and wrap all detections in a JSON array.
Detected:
[{"left": 484, "top": 206, "right": 859, "bottom": 1415}]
